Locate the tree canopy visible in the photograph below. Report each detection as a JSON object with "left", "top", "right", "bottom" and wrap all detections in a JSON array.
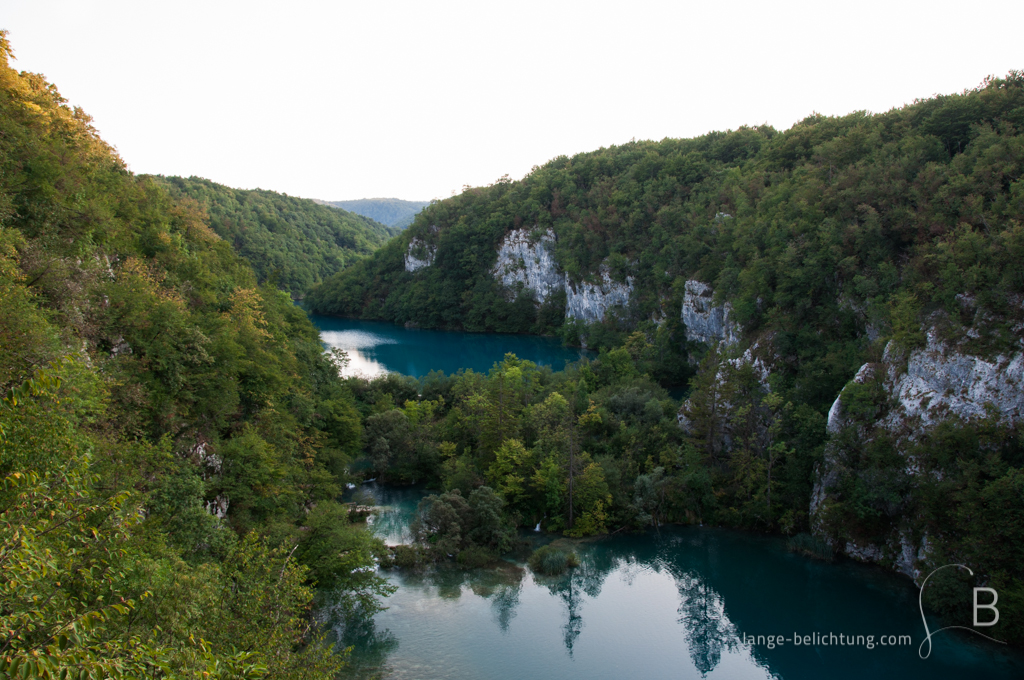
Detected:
[{"left": 151, "top": 175, "right": 398, "bottom": 295}]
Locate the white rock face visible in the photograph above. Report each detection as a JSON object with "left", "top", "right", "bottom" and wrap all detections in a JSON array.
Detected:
[
  {"left": 842, "top": 533, "right": 928, "bottom": 580},
  {"left": 844, "top": 541, "right": 883, "bottom": 563},
  {"left": 815, "top": 325, "right": 1023, "bottom": 580},
  {"left": 205, "top": 494, "right": 229, "bottom": 519},
  {"left": 825, "top": 330, "right": 1024, "bottom": 439},
  {"left": 491, "top": 228, "right": 562, "bottom": 303},
  {"left": 488, "top": 228, "right": 633, "bottom": 323},
  {"left": 681, "top": 280, "right": 740, "bottom": 346},
  {"left": 882, "top": 330, "right": 1024, "bottom": 431},
  {"left": 565, "top": 266, "right": 634, "bottom": 323},
  {"left": 404, "top": 237, "right": 436, "bottom": 272}
]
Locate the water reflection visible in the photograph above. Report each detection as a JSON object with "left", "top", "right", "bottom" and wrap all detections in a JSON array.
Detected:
[
  {"left": 676, "top": 572, "right": 738, "bottom": 676},
  {"left": 337, "top": 485, "right": 1024, "bottom": 680},
  {"left": 320, "top": 330, "right": 395, "bottom": 379},
  {"left": 536, "top": 554, "right": 608, "bottom": 657},
  {"left": 330, "top": 611, "right": 399, "bottom": 680},
  {"left": 308, "top": 314, "right": 590, "bottom": 379}
]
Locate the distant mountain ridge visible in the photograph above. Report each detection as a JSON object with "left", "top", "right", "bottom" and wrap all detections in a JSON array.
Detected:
[{"left": 321, "top": 197, "right": 430, "bottom": 229}]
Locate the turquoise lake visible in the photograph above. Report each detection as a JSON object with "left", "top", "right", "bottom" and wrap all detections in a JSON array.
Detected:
[
  {"left": 334, "top": 485, "right": 1022, "bottom": 680},
  {"left": 307, "top": 312, "right": 590, "bottom": 379},
  {"left": 302, "top": 313, "right": 1023, "bottom": 680}
]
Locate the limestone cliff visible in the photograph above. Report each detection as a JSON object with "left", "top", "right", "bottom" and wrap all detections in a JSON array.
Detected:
[
  {"left": 490, "top": 228, "right": 634, "bottom": 323},
  {"left": 681, "top": 280, "right": 740, "bottom": 346},
  {"left": 491, "top": 228, "right": 562, "bottom": 303},
  {"left": 404, "top": 237, "right": 436, "bottom": 272},
  {"left": 564, "top": 266, "right": 634, "bottom": 324},
  {"left": 814, "top": 327, "right": 1024, "bottom": 579}
]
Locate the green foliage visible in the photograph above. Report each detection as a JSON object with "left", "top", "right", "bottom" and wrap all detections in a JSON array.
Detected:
[
  {"left": 295, "top": 501, "right": 395, "bottom": 613},
  {"left": 410, "top": 487, "right": 516, "bottom": 560},
  {"left": 310, "top": 73, "right": 1024, "bottom": 393},
  {"left": 455, "top": 546, "right": 498, "bottom": 568},
  {"left": 0, "top": 33, "right": 386, "bottom": 677},
  {"left": 151, "top": 176, "right": 396, "bottom": 295},
  {"left": 528, "top": 544, "right": 579, "bottom": 576}
]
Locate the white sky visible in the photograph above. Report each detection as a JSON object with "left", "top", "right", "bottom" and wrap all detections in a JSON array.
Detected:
[{"left": 4, "top": 1, "right": 1022, "bottom": 202}]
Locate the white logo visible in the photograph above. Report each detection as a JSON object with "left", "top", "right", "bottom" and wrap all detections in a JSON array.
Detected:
[{"left": 918, "top": 564, "right": 1005, "bottom": 659}]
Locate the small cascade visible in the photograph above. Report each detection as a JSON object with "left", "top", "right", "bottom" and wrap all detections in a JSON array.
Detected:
[{"left": 534, "top": 522, "right": 541, "bottom": 532}]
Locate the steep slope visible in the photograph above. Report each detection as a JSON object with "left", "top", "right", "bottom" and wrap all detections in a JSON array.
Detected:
[
  {"left": 150, "top": 175, "right": 397, "bottom": 295},
  {"left": 327, "top": 197, "right": 429, "bottom": 228},
  {"left": 0, "top": 33, "right": 384, "bottom": 678}
]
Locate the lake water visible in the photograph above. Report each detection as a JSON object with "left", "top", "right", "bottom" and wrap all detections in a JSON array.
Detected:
[
  {"left": 334, "top": 485, "right": 1023, "bottom": 680},
  {"left": 302, "top": 313, "right": 1023, "bottom": 679},
  {"left": 306, "top": 313, "right": 590, "bottom": 379}
]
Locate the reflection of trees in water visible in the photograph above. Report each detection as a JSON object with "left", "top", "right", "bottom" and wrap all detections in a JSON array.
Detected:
[
  {"left": 676, "top": 572, "right": 738, "bottom": 677},
  {"left": 539, "top": 550, "right": 613, "bottom": 656},
  {"left": 489, "top": 581, "right": 522, "bottom": 633},
  {"left": 329, "top": 604, "right": 399, "bottom": 680},
  {"left": 400, "top": 562, "right": 526, "bottom": 604},
  {"left": 331, "top": 564, "right": 527, "bottom": 677}
]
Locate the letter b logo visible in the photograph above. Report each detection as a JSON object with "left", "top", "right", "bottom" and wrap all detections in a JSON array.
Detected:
[{"left": 974, "top": 588, "right": 999, "bottom": 627}]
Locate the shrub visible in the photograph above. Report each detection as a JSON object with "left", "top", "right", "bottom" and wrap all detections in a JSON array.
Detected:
[
  {"left": 528, "top": 544, "right": 579, "bottom": 575},
  {"left": 392, "top": 545, "right": 425, "bottom": 569}
]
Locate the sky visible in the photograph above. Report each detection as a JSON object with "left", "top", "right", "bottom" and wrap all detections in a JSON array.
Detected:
[{"left": 4, "top": 1, "right": 1023, "bottom": 202}]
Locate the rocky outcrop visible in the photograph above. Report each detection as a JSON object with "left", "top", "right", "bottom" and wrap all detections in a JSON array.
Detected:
[
  {"left": 491, "top": 228, "right": 562, "bottom": 303},
  {"left": 814, "top": 325, "right": 1024, "bottom": 580},
  {"left": 565, "top": 266, "right": 633, "bottom": 324},
  {"left": 490, "top": 228, "right": 634, "bottom": 323},
  {"left": 881, "top": 330, "right": 1024, "bottom": 432},
  {"left": 681, "top": 280, "right": 740, "bottom": 346},
  {"left": 404, "top": 237, "right": 436, "bottom": 272},
  {"left": 843, "top": 532, "right": 930, "bottom": 580},
  {"left": 205, "top": 494, "right": 229, "bottom": 519},
  {"left": 824, "top": 330, "right": 1024, "bottom": 439}
]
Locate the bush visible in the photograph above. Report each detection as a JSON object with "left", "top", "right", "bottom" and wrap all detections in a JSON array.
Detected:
[
  {"left": 392, "top": 545, "right": 425, "bottom": 569},
  {"left": 528, "top": 544, "right": 579, "bottom": 575}
]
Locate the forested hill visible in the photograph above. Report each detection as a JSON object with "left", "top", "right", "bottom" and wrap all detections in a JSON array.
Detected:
[
  {"left": 308, "top": 72, "right": 1024, "bottom": 367},
  {"left": 149, "top": 175, "right": 397, "bottom": 295},
  {"left": 325, "top": 197, "right": 429, "bottom": 229},
  {"left": 0, "top": 33, "right": 388, "bottom": 678},
  {"left": 304, "top": 72, "right": 1024, "bottom": 644}
]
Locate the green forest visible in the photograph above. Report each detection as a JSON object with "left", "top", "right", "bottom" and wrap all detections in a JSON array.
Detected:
[
  {"left": 151, "top": 176, "right": 397, "bottom": 296},
  {"left": 0, "top": 34, "right": 392, "bottom": 678},
  {"left": 2, "top": 17, "right": 1024, "bottom": 677},
  {"left": 326, "top": 198, "right": 429, "bottom": 230},
  {"left": 308, "top": 72, "right": 1024, "bottom": 644}
]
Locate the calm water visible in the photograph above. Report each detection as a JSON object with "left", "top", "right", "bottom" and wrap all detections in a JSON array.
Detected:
[
  {"left": 303, "top": 314, "right": 1022, "bottom": 679},
  {"left": 306, "top": 313, "right": 590, "bottom": 379},
  {"left": 334, "top": 485, "right": 1023, "bottom": 680}
]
